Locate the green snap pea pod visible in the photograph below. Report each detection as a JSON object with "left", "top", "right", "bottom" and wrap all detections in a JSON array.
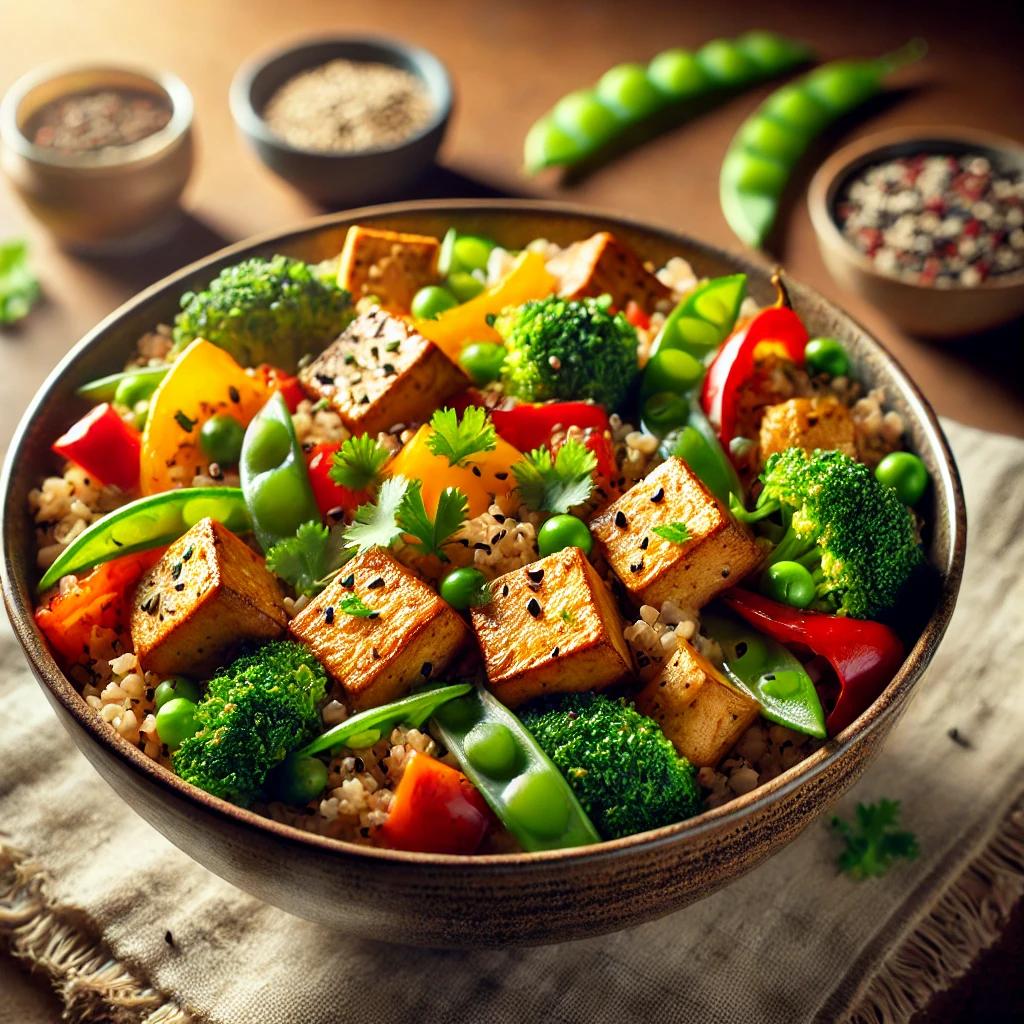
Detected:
[
  {"left": 37, "top": 487, "right": 250, "bottom": 591},
  {"left": 525, "top": 31, "right": 812, "bottom": 173},
  {"left": 76, "top": 365, "right": 169, "bottom": 403},
  {"left": 432, "top": 687, "right": 600, "bottom": 852},
  {"left": 651, "top": 273, "right": 747, "bottom": 359},
  {"left": 296, "top": 684, "right": 473, "bottom": 759},
  {"left": 239, "top": 392, "right": 320, "bottom": 553},
  {"left": 720, "top": 39, "right": 927, "bottom": 247},
  {"left": 701, "top": 610, "right": 826, "bottom": 738}
]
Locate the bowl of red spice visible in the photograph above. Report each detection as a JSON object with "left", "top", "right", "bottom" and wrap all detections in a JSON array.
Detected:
[
  {"left": 0, "top": 63, "right": 194, "bottom": 251},
  {"left": 808, "top": 128, "right": 1024, "bottom": 338},
  {"left": 230, "top": 35, "right": 453, "bottom": 206}
]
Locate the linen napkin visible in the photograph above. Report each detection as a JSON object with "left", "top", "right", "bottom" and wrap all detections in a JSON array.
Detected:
[{"left": 2, "top": 419, "right": 1022, "bottom": 1024}]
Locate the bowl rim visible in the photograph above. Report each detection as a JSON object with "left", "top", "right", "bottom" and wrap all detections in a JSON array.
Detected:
[
  {"left": 0, "top": 198, "right": 967, "bottom": 872},
  {"left": 229, "top": 33, "right": 453, "bottom": 160},
  {"left": 807, "top": 125, "right": 1024, "bottom": 292},
  {"left": 0, "top": 60, "right": 194, "bottom": 171}
]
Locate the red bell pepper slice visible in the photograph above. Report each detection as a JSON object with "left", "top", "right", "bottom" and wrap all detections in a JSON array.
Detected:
[
  {"left": 378, "top": 752, "right": 491, "bottom": 855},
  {"left": 491, "top": 401, "right": 617, "bottom": 481},
  {"left": 305, "top": 442, "right": 368, "bottom": 518},
  {"left": 722, "top": 590, "right": 905, "bottom": 736},
  {"left": 52, "top": 403, "right": 141, "bottom": 490},
  {"left": 701, "top": 307, "right": 808, "bottom": 448},
  {"left": 257, "top": 365, "right": 306, "bottom": 413},
  {"left": 624, "top": 300, "right": 651, "bottom": 331}
]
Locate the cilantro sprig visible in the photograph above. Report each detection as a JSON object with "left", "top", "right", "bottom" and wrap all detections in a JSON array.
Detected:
[
  {"left": 831, "top": 800, "right": 919, "bottom": 880},
  {"left": 329, "top": 434, "right": 391, "bottom": 491},
  {"left": 336, "top": 593, "right": 379, "bottom": 618},
  {"left": 512, "top": 438, "right": 598, "bottom": 514},
  {"left": 265, "top": 520, "right": 351, "bottom": 597},
  {"left": 652, "top": 522, "right": 691, "bottom": 544},
  {"left": 343, "top": 475, "right": 468, "bottom": 561},
  {"left": 427, "top": 406, "right": 496, "bottom": 467}
]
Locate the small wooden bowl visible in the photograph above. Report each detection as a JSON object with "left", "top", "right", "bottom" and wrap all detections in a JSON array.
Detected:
[
  {"left": 0, "top": 202, "right": 966, "bottom": 947},
  {"left": 808, "top": 128, "right": 1024, "bottom": 338},
  {"left": 0, "top": 63, "right": 194, "bottom": 252}
]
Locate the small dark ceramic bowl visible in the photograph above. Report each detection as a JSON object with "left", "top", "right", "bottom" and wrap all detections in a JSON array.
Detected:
[
  {"left": 0, "top": 202, "right": 966, "bottom": 947},
  {"left": 230, "top": 36, "right": 453, "bottom": 205},
  {"left": 809, "top": 127, "right": 1024, "bottom": 338}
]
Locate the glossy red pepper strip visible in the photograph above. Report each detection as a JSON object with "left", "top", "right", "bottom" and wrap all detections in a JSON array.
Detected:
[
  {"left": 257, "top": 365, "right": 306, "bottom": 413},
  {"left": 701, "top": 307, "right": 808, "bottom": 447},
  {"left": 491, "top": 402, "right": 617, "bottom": 481},
  {"left": 52, "top": 403, "right": 141, "bottom": 490},
  {"left": 305, "top": 442, "right": 368, "bottom": 519},
  {"left": 721, "top": 590, "right": 904, "bottom": 736}
]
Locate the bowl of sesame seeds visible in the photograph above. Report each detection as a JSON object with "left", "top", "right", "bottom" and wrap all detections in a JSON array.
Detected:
[
  {"left": 230, "top": 35, "right": 453, "bottom": 206},
  {"left": 809, "top": 128, "right": 1024, "bottom": 338}
]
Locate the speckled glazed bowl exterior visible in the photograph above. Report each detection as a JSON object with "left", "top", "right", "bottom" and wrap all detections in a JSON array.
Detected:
[{"left": 0, "top": 202, "right": 965, "bottom": 947}]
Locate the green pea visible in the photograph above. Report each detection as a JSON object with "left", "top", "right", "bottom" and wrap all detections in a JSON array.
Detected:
[
  {"left": 251, "top": 469, "right": 308, "bottom": 539},
  {"left": 721, "top": 148, "right": 788, "bottom": 196},
  {"left": 132, "top": 400, "right": 150, "bottom": 431},
  {"left": 807, "top": 63, "right": 878, "bottom": 111},
  {"left": 875, "top": 452, "right": 929, "bottom": 505},
  {"left": 738, "top": 115, "right": 807, "bottom": 164},
  {"left": 156, "top": 697, "right": 199, "bottom": 750},
  {"left": 154, "top": 676, "right": 202, "bottom": 710},
  {"left": 200, "top": 413, "right": 245, "bottom": 466},
  {"left": 648, "top": 49, "right": 709, "bottom": 98},
  {"left": 643, "top": 348, "right": 704, "bottom": 397},
  {"left": 761, "top": 84, "right": 831, "bottom": 133},
  {"left": 115, "top": 372, "right": 160, "bottom": 408},
  {"left": 596, "top": 63, "right": 662, "bottom": 119},
  {"left": 524, "top": 116, "right": 582, "bottom": 172},
  {"left": 537, "top": 515, "right": 593, "bottom": 557},
  {"left": 459, "top": 341, "right": 507, "bottom": 385},
  {"left": 451, "top": 236, "right": 494, "bottom": 273},
  {"left": 762, "top": 561, "right": 817, "bottom": 609},
  {"left": 447, "top": 271, "right": 486, "bottom": 302},
  {"left": 503, "top": 771, "right": 571, "bottom": 839},
  {"left": 440, "top": 567, "right": 492, "bottom": 610},
  {"left": 269, "top": 754, "right": 328, "bottom": 805},
  {"left": 553, "top": 90, "right": 620, "bottom": 143},
  {"left": 643, "top": 392, "right": 690, "bottom": 434},
  {"left": 244, "top": 417, "right": 292, "bottom": 475},
  {"left": 464, "top": 721, "right": 518, "bottom": 778},
  {"left": 411, "top": 285, "right": 458, "bottom": 320},
  {"left": 737, "top": 31, "right": 810, "bottom": 72},
  {"left": 697, "top": 39, "right": 756, "bottom": 85},
  {"left": 760, "top": 669, "right": 804, "bottom": 701},
  {"left": 805, "top": 337, "right": 850, "bottom": 378}
]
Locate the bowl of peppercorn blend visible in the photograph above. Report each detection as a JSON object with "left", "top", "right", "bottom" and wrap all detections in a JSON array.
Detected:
[
  {"left": 809, "top": 128, "right": 1024, "bottom": 338},
  {"left": 230, "top": 36, "right": 453, "bottom": 206},
  {"left": 0, "top": 63, "right": 194, "bottom": 252}
]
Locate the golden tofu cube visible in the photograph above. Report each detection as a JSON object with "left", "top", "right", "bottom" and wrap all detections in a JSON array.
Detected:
[
  {"left": 549, "top": 231, "right": 672, "bottom": 311},
  {"left": 289, "top": 549, "right": 468, "bottom": 712},
  {"left": 590, "top": 457, "right": 762, "bottom": 612},
  {"left": 470, "top": 547, "right": 633, "bottom": 708},
  {"left": 636, "top": 639, "right": 759, "bottom": 767},
  {"left": 299, "top": 308, "right": 469, "bottom": 435},
  {"left": 131, "top": 518, "right": 287, "bottom": 676},
  {"left": 759, "top": 396, "right": 856, "bottom": 463},
  {"left": 338, "top": 226, "right": 440, "bottom": 312}
]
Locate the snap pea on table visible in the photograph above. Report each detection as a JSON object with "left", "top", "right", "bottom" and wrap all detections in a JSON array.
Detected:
[
  {"left": 432, "top": 686, "right": 601, "bottom": 852},
  {"left": 720, "top": 39, "right": 927, "bottom": 247},
  {"left": 37, "top": 486, "right": 250, "bottom": 591},
  {"left": 524, "top": 31, "right": 812, "bottom": 173}
]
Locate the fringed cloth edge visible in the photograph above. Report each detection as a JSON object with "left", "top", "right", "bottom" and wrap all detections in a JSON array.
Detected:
[
  {"left": 845, "top": 798, "right": 1024, "bottom": 1024},
  {"left": 0, "top": 843, "right": 190, "bottom": 1024}
]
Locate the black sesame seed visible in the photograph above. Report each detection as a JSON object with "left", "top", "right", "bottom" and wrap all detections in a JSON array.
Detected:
[
  {"left": 614, "top": 510, "right": 628, "bottom": 529},
  {"left": 629, "top": 558, "right": 644, "bottom": 573},
  {"left": 371, "top": 647, "right": 380, "bottom": 660},
  {"left": 650, "top": 487, "right": 665, "bottom": 504},
  {"left": 551, "top": 646, "right": 560, "bottom": 658},
  {"left": 182, "top": 546, "right": 194, "bottom": 562},
  {"left": 527, "top": 567, "right": 545, "bottom": 584},
  {"left": 367, "top": 576, "right": 385, "bottom": 590},
  {"left": 325, "top": 606, "right": 335, "bottom": 625},
  {"left": 640, "top": 536, "right": 650, "bottom": 550},
  {"left": 501, "top": 583, "right": 510, "bottom": 597},
  {"left": 471, "top": 465, "right": 483, "bottom": 478},
  {"left": 174, "top": 582, "right": 185, "bottom": 592},
  {"left": 359, "top": 395, "right": 371, "bottom": 405},
  {"left": 170, "top": 560, "right": 183, "bottom": 580},
  {"left": 721, "top": 567, "right": 731, "bottom": 579},
  {"left": 384, "top": 339, "right": 401, "bottom": 352},
  {"left": 493, "top": 513, "right": 507, "bottom": 524},
  {"left": 421, "top": 661, "right": 433, "bottom": 678},
  {"left": 315, "top": 373, "right": 334, "bottom": 386},
  {"left": 228, "top": 386, "right": 241, "bottom": 404},
  {"left": 354, "top": 757, "right": 365, "bottom": 772},
  {"left": 341, "top": 574, "right": 355, "bottom": 588},
  {"left": 473, "top": 542, "right": 492, "bottom": 553},
  {"left": 527, "top": 597, "right": 542, "bottom": 618},
  {"left": 494, "top": 472, "right": 509, "bottom": 481}
]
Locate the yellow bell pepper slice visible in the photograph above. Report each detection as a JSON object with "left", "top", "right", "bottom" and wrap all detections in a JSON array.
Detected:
[
  {"left": 387, "top": 424, "right": 523, "bottom": 518},
  {"left": 140, "top": 339, "right": 270, "bottom": 494},
  {"left": 415, "top": 250, "right": 556, "bottom": 361}
]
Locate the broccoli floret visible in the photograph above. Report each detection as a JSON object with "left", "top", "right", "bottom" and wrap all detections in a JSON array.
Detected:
[
  {"left": 495, "top": 295, "right": 638, "bottom": 410},
  {"left": 739, "top": 447, "right": 923, "bottom": 619},
  {"left": 520, "top": 692, "right": 701, "bottom": 839},
  {"left": 173, "top": 641, "right": 327, "bottom": 805},
  {"left": 173, "top": 255, "right": 353, "bottom": 371}
]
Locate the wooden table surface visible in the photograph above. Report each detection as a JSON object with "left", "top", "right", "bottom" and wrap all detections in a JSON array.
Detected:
[{"left": 1, "top": 1, "right": 1021, "bottom": 1020}]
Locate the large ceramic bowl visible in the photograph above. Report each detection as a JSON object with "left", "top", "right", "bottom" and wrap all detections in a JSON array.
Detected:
[{"left": 0, "top": 201, "right": 965, "bottom": 947}]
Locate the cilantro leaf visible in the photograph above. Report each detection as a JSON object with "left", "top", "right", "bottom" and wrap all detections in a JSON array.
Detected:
[
  {"left": 396, "top": 482, "right": 469, "bottom": 561},
  {"left": 831, "top": 800, "right": 919, "bottom": 880},
  {"left": 512, "top": 439, "right": 598, "bottom": 514},
  {"left": 343, "top": 476, "right": 409, "bottom": 554},
  {"left": 336, "top": 593, "right": 379, "bottom": 618},
  {"left": 0, "top": 239, "right": 40, "bottom": 325},
  {"left": 329, "top": 434, "right": 390, "bottom": 491},
  {"left": 427, "top": 406, "right": 497, "bottom": 467},
  {"left": 266, "top": 520, "right": 331, "bottom": 597},
  {"left": 652, "top": 522, "right": 691, "bottom": 544}
]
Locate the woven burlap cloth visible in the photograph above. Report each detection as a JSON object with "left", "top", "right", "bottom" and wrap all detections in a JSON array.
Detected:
[{"left": 2, "top": 419, "right": 1022, "bottom": 1024}]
